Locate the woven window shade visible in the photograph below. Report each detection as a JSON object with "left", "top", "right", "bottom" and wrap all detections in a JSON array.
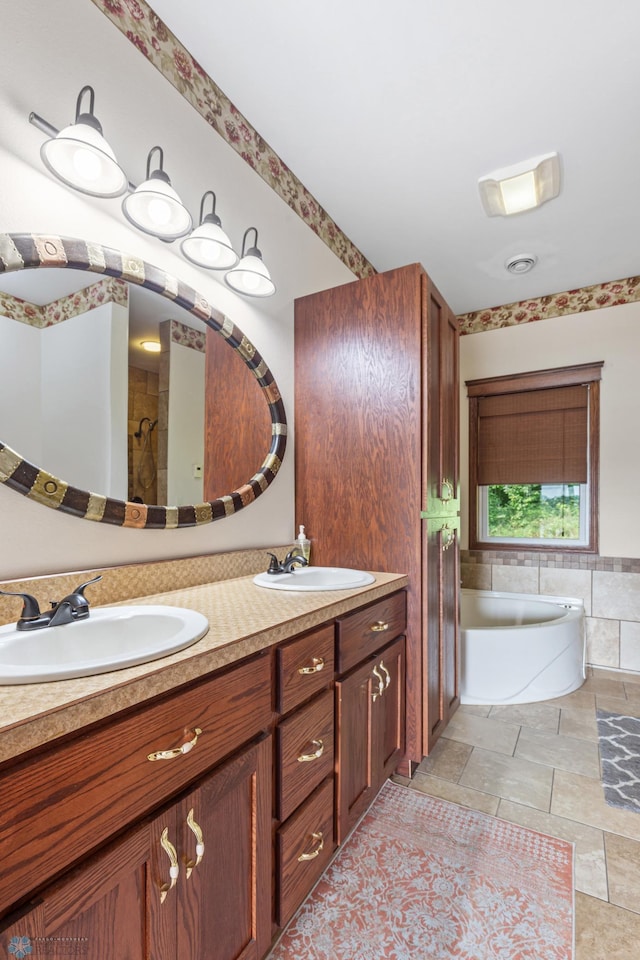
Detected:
[{"left": 478, "top": 384, "right": 588, "bottom": 485}]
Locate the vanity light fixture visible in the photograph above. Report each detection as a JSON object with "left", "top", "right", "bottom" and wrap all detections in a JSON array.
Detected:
[
  {"left": 30, "top": 97, "right": 276, "bottom": 293},
  {"left": 38, "top": 85, "right": 128, "bottom": 198},
  {"left": 181, "top": 191, "right": 239, "bottom": 270},
  {"left": 141, "top": 340, "right": 162, "bottom": 353},
  {"left": 122, "top": 146, "right": 192, "bottom": 241},
  {"left": 478, "top": 152, "right": 561, "bottom": 217},
  {"left": 224, "top": 227, "right": 276, "bottom": 298}
]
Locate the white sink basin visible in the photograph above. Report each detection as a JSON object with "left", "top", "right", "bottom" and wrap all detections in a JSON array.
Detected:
[
  {"left": 253, "top": 566, "right": 375, "bottom": 592},
  {"left": 0, "top": 605, "right": 209, "bottom": 684}
]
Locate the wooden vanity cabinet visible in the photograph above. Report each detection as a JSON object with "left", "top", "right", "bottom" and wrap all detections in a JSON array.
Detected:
[
  {"left": 0, "top": 653, "right": 273, "bottom": 960},
  {"left": 0, "top": 735, "right": 271, "bottom": 960},
  {"left": 0, "top": 586, "right": 407, "bottom": 959},
  {"left": 335, "top": 596, "right": 406, "bottom": 843},
  {"left": 0, "top": 653, "right": 272, "bottom": 919}
]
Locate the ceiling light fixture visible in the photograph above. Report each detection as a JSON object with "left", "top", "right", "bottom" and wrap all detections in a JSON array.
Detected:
[
  {"left": 505, "top": 254, "right": 538, "bottom": 275},
  {"left": 38, "top": 85, "right": 128, "bottom": 198},
  {"left": 122, "top": 146, "right": 192, "bottom": 240},
  {"left": 478, "top": 152, "right": 561, "bottom": 217},
  {"left": 180, "top": 191, "right": 238, "bottom": 270},
  {"left": 225, "top": 228, "right": 276, "bottom": 298}
]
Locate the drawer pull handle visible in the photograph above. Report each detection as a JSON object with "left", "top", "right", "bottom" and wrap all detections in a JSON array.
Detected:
[
  {"left": 441, "top": 477, "right": 454, "bottom": 502},
  {"left": 379, "top": 661, "right": 391, "bottom": 689},
  {"left": 441, "top": 524, "right": 455, "bottom": 551},
  {"left": 159, "top": 827, "right": 179, "bottom": 903},
  {"left": 370, "top": 620, "right": 389, "bottom": 633},
  {"left": 185, "top": 808, "right": 205, "bottom": 878},
  {"left": 297, "top": 739, "right": 325, "bottom": 763},
  {"left": 372, "top": 665, "right": 385, "bottom": 701},
  {"left": 298, "top": 657, "right": 325, "bottom": 675},
  {"left": 148, "top": 727, "right": 202, "bottom": 761},
  {"left": 297, "top": 831, "right": 324, "bottom": 862}
]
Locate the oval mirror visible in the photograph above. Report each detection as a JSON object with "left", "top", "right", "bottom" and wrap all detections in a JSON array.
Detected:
[{"left": 0, "top": 233, "right": 287, "bottom": 529}]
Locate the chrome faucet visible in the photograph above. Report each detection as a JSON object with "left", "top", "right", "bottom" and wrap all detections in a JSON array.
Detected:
[
  {"left": 0, "top": 575, "right": 102, "bottom": 631},
  {"left": 266, "top": 550, "right": 309, "bottom": 575}
]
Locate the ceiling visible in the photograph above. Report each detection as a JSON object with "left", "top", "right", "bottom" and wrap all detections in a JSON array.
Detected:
[{"left": 144, "top": 0, "right": 640, "bottom": 315}]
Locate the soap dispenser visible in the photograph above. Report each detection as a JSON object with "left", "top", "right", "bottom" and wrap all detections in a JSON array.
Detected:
[{"left": 295, "top": 525, "right": 311, "bottom": 562}]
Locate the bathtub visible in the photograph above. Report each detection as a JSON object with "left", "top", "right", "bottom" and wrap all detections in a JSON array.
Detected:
[{"left": 460, "top": 589, "right": 585, "bottom": 705}]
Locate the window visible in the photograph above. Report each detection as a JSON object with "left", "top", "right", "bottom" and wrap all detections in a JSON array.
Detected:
[{"left": 466, "top": 363, "right": 603, "bottom": 552}]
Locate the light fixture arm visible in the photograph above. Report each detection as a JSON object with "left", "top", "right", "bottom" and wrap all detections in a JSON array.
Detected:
[
  {"left": 29, "top": 112, "right": 59, "bottom": 140},
  {"left": 241, "top": 226, "right": 261, "bottom": 257},
  {"left": 200, "top": 190, "right": 221, "bottom": 226},
  {"left": 75, "top": 85, "right": 101, "bottom": 133},
  {"left": 146, "top": 145, "right": 170, "bottom": 184}
]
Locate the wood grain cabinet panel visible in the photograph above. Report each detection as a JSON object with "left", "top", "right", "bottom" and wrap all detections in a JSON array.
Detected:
[
  {"left": 175, "top": 736, "right": 272, "bottom": 960},
  {"left": 276, "top": 778, "right": 335, "bottom": 928},
  {"left": 0, "top": 653, "right": 271, "bottom": 917},
  {"left": 336, "top": 592, "right": 406, "bottom": 674},
  {"left": 335, "top": 636, "right": 406, "bottom": 844},
  {"left": 277, "top": 624, "right": 334, "bottom": 714},
  {"left": 295, "top": 264, "right": 460, "bottom": 761},
  {"left": 0, "top": 736, "right": 272, "bottom": 960},
  {"left": 277, "top": 689, "right": 334, "bottom": 822}
]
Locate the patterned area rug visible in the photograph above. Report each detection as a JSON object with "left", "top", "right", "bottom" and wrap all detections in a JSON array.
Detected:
[
  {"left": 269, "top": 781, "right": 574, "bottom": 960},
  {"left": 596, "top": 709, "right": 640, "bottom": 813}
]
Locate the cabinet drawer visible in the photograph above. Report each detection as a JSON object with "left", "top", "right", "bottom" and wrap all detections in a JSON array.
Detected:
[
  {"left": 336, "top": 591, "right": 406, "bottom": 674},
  {"left": 277, "top": 689, "right": 334, "bottom": 821},
  {"left": 277, "top": 623, "right": 334, "bottom": 714},
  {"left": 276, "top": 778, "right": 335, "bottom": 927},
  {"left": 0, "top": 652, "right": 272, "bottom": 917}
]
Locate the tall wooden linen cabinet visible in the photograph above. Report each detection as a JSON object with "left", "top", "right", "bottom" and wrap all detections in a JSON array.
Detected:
[{"left": 294, "top": 263, "right": 460, "bottom": 768}]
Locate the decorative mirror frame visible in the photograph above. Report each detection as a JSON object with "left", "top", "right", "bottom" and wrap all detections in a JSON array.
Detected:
[{"left": 0, "top": 233, "right": 287, "bottom": 529}]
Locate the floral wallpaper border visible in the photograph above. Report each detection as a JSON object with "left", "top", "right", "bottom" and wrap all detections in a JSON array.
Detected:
[
  {"left": 90, "top": 0, "right": 375, "bottom": 280},
  {"left": 170, "top": 318, "right": 205, "bottom": 353},
  {"left": 458, "top": 274, "right": 640, "bottom": 335},
  {"left": 0, "top": 276, "right": 128, "bottom": 329}
]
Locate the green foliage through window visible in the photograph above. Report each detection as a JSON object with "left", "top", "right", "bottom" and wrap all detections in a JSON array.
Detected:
[{"left": 486, "top": 484, "right": 581, "bottom": 540}]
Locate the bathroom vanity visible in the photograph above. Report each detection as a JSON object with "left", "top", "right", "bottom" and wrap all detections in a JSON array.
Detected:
[{"left": 0, "top": 571, "right": 407, "bottom": 959}]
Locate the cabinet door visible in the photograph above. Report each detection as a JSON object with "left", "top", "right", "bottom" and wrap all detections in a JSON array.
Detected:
[
  {"left": 336, "top": 638, "right": 406, "bottom": 843},
  {"left": 175, "top": 736, "right": 272, "bottom": 960},
  {"left": 0, "top": 812, "right": 175, "bottom": 960},
  {"left": 423, "top": 516, "right": 461, "bottom": 751},
  {"left": 376, "top": 636, "right": 406, "bottom": 784},
  {"left": 423, "top": 274, "right": 460, "bottom": 518},
  {"left": 335, "top": 657, "right": 376, "bottom": 843}
]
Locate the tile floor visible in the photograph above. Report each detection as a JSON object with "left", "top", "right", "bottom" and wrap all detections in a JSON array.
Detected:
[{"left": 394, "top": 667, "right": 640, "bottom": 960}]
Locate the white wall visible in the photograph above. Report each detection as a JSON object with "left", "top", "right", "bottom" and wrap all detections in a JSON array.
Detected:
[
  {"left": 460, "top": 301, "right": 640, "bottom": 558},
  {"left": 167, "top": 341, "right": 205, "bottom": 506},
  {"left": 41, "top": 303, "right": 128, "bottom": 498},
  {"left": 0, "top": 315, "right": 42, "bottom": 462}
]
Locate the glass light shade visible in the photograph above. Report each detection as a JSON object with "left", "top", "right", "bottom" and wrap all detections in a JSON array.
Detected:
[
  {"left": 225, "top": 253, "right": 276, "bottom": 298},
  {"left": 122, "top": 176, "right": 192, "bottom": 240},
  {"left": 181, "top": 221, "right": 238, "bottom": 270},
  {"left": 40, "top": 122, "right": 128, "bottom": 198},
  {"left": 478, "top": 152, "right": 561, "bottom": 217}
]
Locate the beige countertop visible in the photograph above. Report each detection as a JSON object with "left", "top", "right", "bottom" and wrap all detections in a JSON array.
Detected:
[{"left": 0, "top": 570, "right": 407, "bottom": 765}]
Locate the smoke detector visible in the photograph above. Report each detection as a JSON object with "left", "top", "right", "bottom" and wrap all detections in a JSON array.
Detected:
[{"left": 505, "top": 254, "right": 537, "bottom": 275}]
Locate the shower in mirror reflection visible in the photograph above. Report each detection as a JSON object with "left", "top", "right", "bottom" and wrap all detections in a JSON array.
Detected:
[{"left": 133, "top": 417, "right": 157, "bottom": 502}]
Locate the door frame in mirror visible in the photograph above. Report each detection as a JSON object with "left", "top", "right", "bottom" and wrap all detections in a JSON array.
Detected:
[{"left": 0, "top": 233, "right": 287, "bottom": 529}]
